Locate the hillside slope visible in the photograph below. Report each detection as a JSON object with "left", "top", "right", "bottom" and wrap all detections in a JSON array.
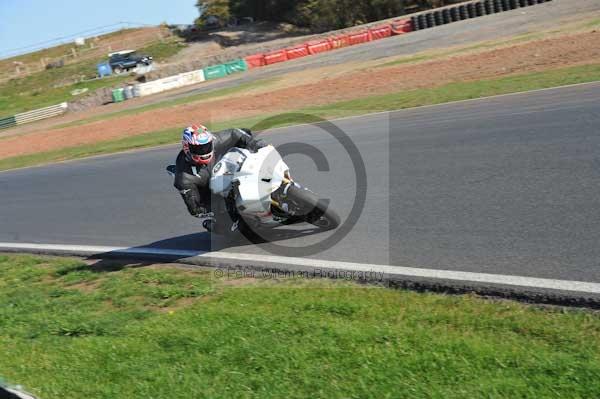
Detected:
[{"left": 0, "top": 27, "right": 170, "bottom": 83}]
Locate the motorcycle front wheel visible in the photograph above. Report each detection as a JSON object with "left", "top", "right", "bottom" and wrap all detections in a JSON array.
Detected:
[{"left": 285, "top": 185, "right": 340, "bottom": 230}]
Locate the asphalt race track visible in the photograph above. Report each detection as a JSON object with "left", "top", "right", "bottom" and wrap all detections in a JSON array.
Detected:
[{"left": 1, "top": 83, "right": 600, "bottom": 301}]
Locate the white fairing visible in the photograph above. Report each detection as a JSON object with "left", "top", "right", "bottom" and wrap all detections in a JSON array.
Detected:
[{"left": 210, "top": 146, "right": 289, "bottom": 215}]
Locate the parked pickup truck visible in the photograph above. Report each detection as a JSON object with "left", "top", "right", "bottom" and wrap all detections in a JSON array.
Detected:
[{"left": 108, "top": 50, "right": 153, "bottom": 73}]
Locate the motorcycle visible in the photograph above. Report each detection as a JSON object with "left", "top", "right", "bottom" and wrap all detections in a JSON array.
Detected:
[{"left": 167, "top": 145, "right": 340, "bottom": 236}]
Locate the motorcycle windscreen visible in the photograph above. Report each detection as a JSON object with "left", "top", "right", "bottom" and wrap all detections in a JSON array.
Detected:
[{"left": 210, "top": 158, "right": 239, "bottom": 197}]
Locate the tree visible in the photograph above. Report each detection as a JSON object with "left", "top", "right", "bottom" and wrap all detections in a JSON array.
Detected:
[
  {"left": 194, "top": 0, "right": 463, "bottom": 32},
  {"left": 195, "top": 0, "right": 231, "bottom": 27}
]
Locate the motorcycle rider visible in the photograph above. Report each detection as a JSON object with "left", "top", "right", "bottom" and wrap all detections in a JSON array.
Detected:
[{"left": 174, "top": 124, "right": 266, "bottom": 233}]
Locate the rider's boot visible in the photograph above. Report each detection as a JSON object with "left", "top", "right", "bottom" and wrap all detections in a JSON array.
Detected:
[
  {"left": 203, "top": 217, "right": 239, "bottom": 235},
  {"left": 202, "top": 219, "right": 216, "bottom": 233},
  {"left": 230, "top": 218, "right": 240, "bottom": 233}
]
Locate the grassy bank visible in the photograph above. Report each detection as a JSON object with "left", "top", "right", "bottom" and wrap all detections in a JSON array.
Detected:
[
  {"left": 0, "top": 63, "right": 131, "bottom": 119},
  {"left": 0, "top": 38, "right": 185, "bottom": 119},
  {"left": 1, "top": 63, "right": 599, "bottom": 172},
  {"left": 0, "top": 255, "right": 600, "bottom": 399},
  {"left": 1, "top": 254, "right": 599, "bottom": 398}
]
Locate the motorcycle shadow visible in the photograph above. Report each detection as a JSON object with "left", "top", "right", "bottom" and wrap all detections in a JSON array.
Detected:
[
  {"left": 141, "top": 224, "right": 325, "bottom": 252},
  {"left": 213, "top": 225, "right": 326, "bottom": 250},
  {"left": 80, "top": 225, "right": 329, "bottom": 273}
]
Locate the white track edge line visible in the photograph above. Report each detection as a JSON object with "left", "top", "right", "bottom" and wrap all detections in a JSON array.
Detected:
[{"left": 1, "top": 242, "right": 599, "bottom": 294}]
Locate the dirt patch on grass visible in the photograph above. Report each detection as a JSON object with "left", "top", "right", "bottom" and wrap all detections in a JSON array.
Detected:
[{"left": 1, "top": 30, "right": 598, "bottom": 160}]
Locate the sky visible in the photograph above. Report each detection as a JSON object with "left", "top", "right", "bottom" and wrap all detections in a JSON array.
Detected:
[{"left": 0, "top": 0, "right": 198, "bottom": 57}]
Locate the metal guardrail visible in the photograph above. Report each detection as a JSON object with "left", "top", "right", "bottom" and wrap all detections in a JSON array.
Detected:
[
  {"left": 0, "top": 115, "right": 16, "bottom": 129},
  {"left": 0, "top": 102, "right": 68, "bottom": 130}
]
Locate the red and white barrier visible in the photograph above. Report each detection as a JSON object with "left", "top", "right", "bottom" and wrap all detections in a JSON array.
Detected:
[
  {"left": 347, "top": 30, "right": 371, "bottom": 45},
  {"left": 264, "top": 50, "right": 288, "bottom": 65},
  {"left": 391, "top": 19, "right": 413, "bottom": 34},
  {"left": 307, "top": 40, "right": 332, "bottom": 55},
  {"left": 329, "top": 35, "right": 350, "bottom": 49},
  {"left": 245, "top": 53, "right": 266, "bottom": 68},
  {"left": 246, "top": 16, "right": 414, "bottom": 70},
  {"left": 369, "top": 25, "right": 392, "bottom": 40},
  {"left": 285, "top": 44, "right": 310, "bottom": 60}
]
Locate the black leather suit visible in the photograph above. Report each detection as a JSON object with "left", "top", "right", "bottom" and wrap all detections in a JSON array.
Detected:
[{"left": 174, "top": 128, "right": 266, "bottom": 223}]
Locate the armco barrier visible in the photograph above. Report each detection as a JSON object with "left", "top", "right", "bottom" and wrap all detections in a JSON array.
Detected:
[
  {"left": 204, "top": 64, "right": 228, "bottom": 80},
  {"left": 307, "top": 40, "right": 332, "bottom": 55},
  {"left": 369, "top": 25, "right": 392, "bottom": 40},
  {"left": 285, "top": 44, "right": 310, "bottom": 60},
  {"left": 264, "top": 50, "right": 288, "bottom": 65},
  {"left": 347, "top": 30, "right": 371, "bottom": 45},
  {"left": 329, "top": 35, "right": 350, "bottom": 49},
  {"left": 391, "top": 19, "right": 413, "bottom": 34},
  {"left": 0, "top": 115, "right": 17, "bottom": 130},
  {"left": 0, "top": 103, "right": 68, "bottom": 130},
  {"left": 224, "top": 59, "right": 248, "bottom": 74},
  {"left": 14, "top": 102, "right": 68, "bottom": 125},
  {"left": 245, "top": 53, "right": 266, "bottom": 68}
]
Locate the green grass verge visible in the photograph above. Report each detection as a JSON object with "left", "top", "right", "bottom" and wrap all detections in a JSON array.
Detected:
[
  {"left": 0, "top": 61, "right": 132, "bottom": 119},
  {"left": 1, "top": 253, "right": 599, "bottom": 398},
  {"left": 1, "top": 63, "right": 599, "bottom": 172},
  {"left": 582, "top": 17, "right": 600, "bottom": 29},
  {"left": 0, "top": 127, "right": 180, "bottom": 171}
]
